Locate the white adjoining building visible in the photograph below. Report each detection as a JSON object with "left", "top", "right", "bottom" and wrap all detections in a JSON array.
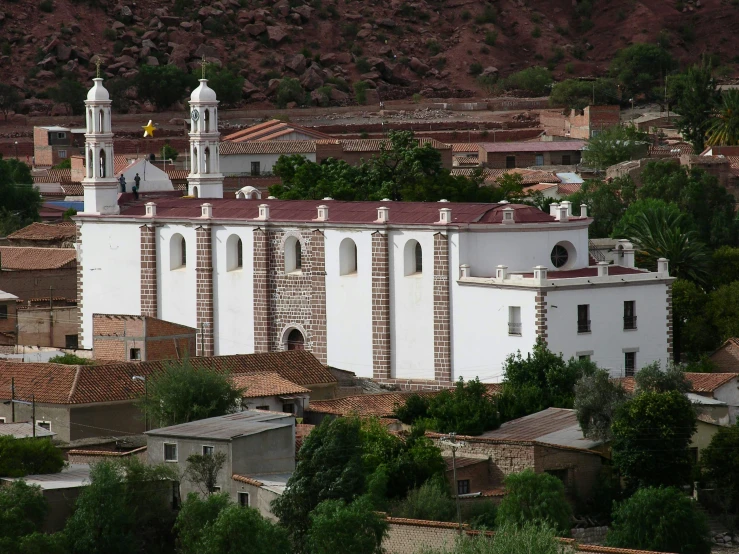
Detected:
[{"left": 76, "top": 77, "right": 674, "bottom": 387}]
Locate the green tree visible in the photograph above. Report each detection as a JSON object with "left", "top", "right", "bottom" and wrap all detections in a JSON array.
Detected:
[
  {"left": 17, "top": 532, "right": 68, "bottom": 554},
  {"left": 390, "top": 478, "right": 456, "bottom": 522},
  {"left": 549, "top": 78, "right": 619, "bottom": 111},
  {"left": 711, "top": 245, "right": 739, "bottom": 288},
  {"left": 198, "top": 504, "right": 291, "bottom": 554},
  {"left": 606, "top": 487, "right": 711, "bottom": 554},
  {"left": 307, "top": 497, "right": 388, "bottom": 554},
  {"left": 0, "top": 436, "right": 65, "bottom": 477},
  {"left": 204, "top": 63, "right": 244, "bottom": 106},
  {"left": 609, "top": 43, "right": 676, "bottom": 99},
  {"left": 137, "top": 357, "right": 244, "bottom": 427},
  {"left": 161, "top": 142, "right": 178, "bottom": 162},
  {"left": 574, "top": 369, "right": 627, "bottom": 442},
  {"left": 63, "top": 458, "right": 178, "bottom": 554},
  {"left": 136, "top": 65, "right": 198, "bottom": 110},
  {"left": 700, "top": 423, "right": 739, "bottom": 533},
  {"left": 53, "top": 158, "right": 72, "bottom": 169},
  {"left": 614, "top": 200, "right": 711, "bottom": 286},
  {"left": 634, "top": 361, "right": 691, "bottom": 393},
  {"left": 667, "top": 61, "right": 719, "bottom": 153},
  {"left": 276, "top": 77, "right": 305, "bottom": 108},
  {"left": 48, "top": 353, "right": 92, "bottom": 365},
  {"left": 502, "top": 67, "right": 552, "bottom": 96},
  {"left": 581, "top": 124, "right": 649, "bottom": 171},
  {"left": 419, "top": 521, "right": 563, "bottom": 554},
  {"left": 174, "top": 493, "right": 232, "bottom": 554},
  {"left": 672, "top": 279, "right": 718, "bottom": 361},
  {"left": 706, "top": 89, "right": 739, "bottom": 146},
  {"left": 611, "top": 391, "right": 696, "bottom": 492},
  {"left": 497, "top": 470, "right": 572, "bottom": 535},
  {"left": 0, "top": 156, "right": 42, "bottom": 235},
  {"left": 185, "top": 452, "right": 227, "bottom": 496},
  {"left": 566, "top": 176, "right": 635, "bottom": 238},
  {"left": 0, "top": 83, "right": 22, "bottom": 120},
  {"left": 0, "top": 481, "right": 48, "bottom": 553},
  {"left": 705, "top": 281, "right": 739, "bottom": 342},
  {"left": 48, "top": 78, "right": 86, "bottom": 115}
]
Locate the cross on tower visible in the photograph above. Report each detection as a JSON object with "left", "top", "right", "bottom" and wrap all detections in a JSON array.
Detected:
[
  {"left": 200, "top": 55, "right": 207, "bottom": 79},
  {"left": 95, "top": 57, "right": 103, "bottom": 78}
]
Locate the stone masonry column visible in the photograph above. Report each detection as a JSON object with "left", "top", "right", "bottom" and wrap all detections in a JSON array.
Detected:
[
  {"left": 140, "top": 225, "right": 158, "bottom": 318},
  {"left": 535, "top": 291, "right": 548, "bottom": 343},
  {"left": 371, "top": 231, "right": 391, "bottom": 379},
  {"left": 433, "top": 233, "right": 451, "bottom": 382},
  {"left": 252, "top": 227, "right": 271, "bottom": 353},
  {"left": 308, "top": 229, "right": 328, "bottom": 364},
  {"left": 195, "top": 225, "right": 214, "bottom": 356}
]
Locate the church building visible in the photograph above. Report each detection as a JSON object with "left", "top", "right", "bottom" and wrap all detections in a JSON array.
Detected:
[{"left": 76, "top": 77, "right": 674, "bottom": 386}]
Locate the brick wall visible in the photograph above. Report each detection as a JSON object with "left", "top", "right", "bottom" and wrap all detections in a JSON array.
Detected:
[
  {"left": 383, "top": 520, "right": 460, "bottom": 554},
  {"left": 433, "top": 233, "right": 451, "bottom": 382},
  {"left": 535, "top": 291, "right": 547, "bottom": 343},
  {"left": 92, "top": 314, "right": 196, "bottom": 361},
  {"left": 710, "top": 343, "right": 739, "bottom": 372},
  {"left": 0, "top": 268, "right": 77, "bottom": 302},
  {"left": 67, "top": 446, "right": 147, "bottom": 465},
  {"left": 371, "top": 231, "right": 391, "bottom": 379},
  {"left": 483, "top": 150, "right": 582, "bottom": 169},
  {"left": 195, "top": 225, "right": 214, "bottom": 356},
  {"left": 18, "top": 306, "right": 78, "bottom": 348},
  {"left": 533, "top": 444, "right": 603, "bottom": 502},
  {"left": 33, "top": 127, "right": 53, "bottom": 166},
  {"left": 140, "top": 225, "right": 158, "bottom": 318},
  {"left": 445, "top": 458, "right": 493, "bottom": 495}
]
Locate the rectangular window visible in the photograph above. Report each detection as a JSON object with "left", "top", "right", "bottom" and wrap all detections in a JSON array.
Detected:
[
  {"left": 238, "top": 492, "right": 250, "bottom": 507},
  {"left": 624, "top": 352, "right": 636, "bottom": 376},
  {"left": 58, "top": 150, "right": 67, "bottom": 159},
  {"left": 211, "top": 486, "right": 221, "bottom": 493},
  {"left": 577, "top": 304, "right": 591, "bottom": 333},
  {"left": 0, "top": 417, "right": 6, "bottom": 423},
  {"left": 36, "top": 421, "right": 51, "bottom": 431},
  {"left": 256, "top": 405, "right": 270, "bottom": 411},
  {"left": 562, "top": 154, "right": 571, "bottom": 165},
  {"left": 623, "top": 301, "right": 637, "bottom": 330},
  {"left": 457, "top": 479, "right": 470, "bottom": 495},
  {"left": 282, "top": 403, "right": 295, "bottom": 414},
  {"left": 579, "top": 354, "right": 591, "bottom": 361},
  {"left": 505, "top": 155, "right": 516, "bottom": 168},
  {"left": 202, "top": 445, "right": 214, "bottom": 457},
  {"left": 251, "top": 161, "right": 261, "bottom": 176},
  {"left": 508, "top": 306, "right": 522, "bottom": 336},
  {"left": 65, "top": 335, "right": 79, "bottom": 349},
  {"left": 534, "top": 154, "right": 544, "bottom": 166},
  {"left": 129, "top": 348, "right": 141, "bottom": 360},
  {"left": 57, "top": 132, "right": 66, "bottom": 139},
  {"left": 164, "top": 443, "right": 178, "bottom": 462},
  {"left": 0, "top": 305, "right": 8, "bottom": 320}
]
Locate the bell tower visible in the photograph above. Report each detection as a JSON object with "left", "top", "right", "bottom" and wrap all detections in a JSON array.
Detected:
[
  {"left": 187, "top": 60, "right": 223, "bottom": 199},
  {"left": 82, "top": 61, "right": 119, "bottom": 215}
]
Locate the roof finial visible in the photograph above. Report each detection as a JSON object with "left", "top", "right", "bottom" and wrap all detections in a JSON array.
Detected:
[
  {"left": 95, "top": 56, "right": 103, "bottom": 79},
  {"left": 201, "top": 55, "right": 207, "bottom": 80}
]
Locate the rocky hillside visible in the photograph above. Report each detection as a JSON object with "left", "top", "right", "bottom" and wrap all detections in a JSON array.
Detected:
[{"left": 1, "top": 0, "right": 738, "bottom": 114}]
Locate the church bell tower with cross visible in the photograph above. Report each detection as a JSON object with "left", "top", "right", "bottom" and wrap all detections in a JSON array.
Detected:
[
  {"left": 82, "top": 58, "right": 120, "bottom": 215},
  {"left": 186, "top": 57, "right": 224, "bottom": 199}
]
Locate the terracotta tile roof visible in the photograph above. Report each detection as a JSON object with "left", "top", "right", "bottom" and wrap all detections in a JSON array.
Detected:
[
  {"left": 232, "top": 372, "right": 310, "bottom": 398},
  {"left": 164, "top": 168, "right": 190, "bottom": 181},
  {"left": 524, "top": 183, "right": 558, "bottom": 193},
  {"left": 443, "top": 456, "right": 487, "bottom": 471},
  {"left": 220, "top": 140, "right": 317, "bottom": 155},
  {"left": 480, "top": 140, "right": 586, "bottom": 153},
  {"left": 616, "top": 372, "right": 737, "bottom": 394},
  {"left": 338, "top": 138, "right": 451, "bottom": 152},
  {"left": 451, "top": 143, "right": 480, "bottom": 153},
  {"left": 61, "top": 183, "right": 83, "bottom": 196},
  {"left": 649, "top": 143, "right": 694, "bottom": 158},
  {"left": 308, "top": 391, "right": 440, "bottom": 417},
  {"left": 33, "top": 169, "right": 73, "bottom": 184},
  {"left": 7, "top": 222, "right": 76, "bottom": 242},
  {"left": 223, "top": 119, "right": 334, "bottom": 142},
  {"left": 116, "top": 198, "right": 558, "bottom": 226},
  {"left": 0, "top": 247, "right": 76, "bottom": 270},
  {"left": 497, "top": 168, "right": 561, "bottom": 185},
  {"left": 114, "top": 155, "right": 131, "bottom": 175},
  {"left": 558, "top": 182, "right": 583, "bottom": 196},
  {"left": 453, "top": 156, "right": 480, "bottom": 166},
  {"left": 232, "top": 474, "right": 264, "bottom": 486}
]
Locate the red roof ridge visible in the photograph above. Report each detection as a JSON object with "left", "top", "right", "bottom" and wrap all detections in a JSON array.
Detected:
[
  {"left": 232, "top": 474, "right": 264, "bottom": 486},
  {"left": 68, "top": 366, "right": 82, "bottom": 403}
]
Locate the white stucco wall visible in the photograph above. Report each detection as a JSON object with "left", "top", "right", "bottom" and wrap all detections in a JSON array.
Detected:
[
  {"left": 712, "top": 380, "right": 739, "bottom": 424},
  {"left": 119, "top": 159, "right": 174, "bottom": 192},
  {"left": 324, "top": 229, "right": 373, "bottom": 377},
  {"left": 546, "top": 283, "right": 670, "bottom": 376},
  {"left": 220, "top": 152, "right": 316, "bottom": 175},
  {"left": 389, "top": 230, "right": 435, "bottom": 379},
  {"left": 158, "top": 225, "right": 197, "bottom": 330},
  {"left": 79, "top": 221, "right": 141, "bottom": 349},
  {"left": 212, "top": 226, "right": 254, "bottom": 355}
]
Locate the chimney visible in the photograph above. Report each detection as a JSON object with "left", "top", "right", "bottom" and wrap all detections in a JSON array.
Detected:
[
  {"left": 617, "top": 239, "right": 635, "bottom": 268},
  {"left": 560, "top": 200, "right": 572, "bottom": 217},
  {"left": 496, "top": 265, "right": 508, "bottom": 280},
  {"left": 559, "top": 204, "right": 569, "bottom": 222},
  {"left": 200, "top": 203, "right": 213, "bottom": 219},
  {"left": 550, "top": 203, "right": 560, "bottom": 218},
  {"left": 460, "top": 264, "right": 471, "bottom": 278},
  {"left": 580, "top": 204, "right": 588, "bottom": 218},
  {"left": 376, "top": 206, "right": 389, "bottom": 223},
  {"left": 657, "top": 258, "right": 669, "bottom": 275},
  {"left": 597, "top": 261, "right": 609, "bottom": 277},
  {"left": 533, "top": 265, "right": 548, "bottom": 284},
  {"left": 255, "top": 204, "right": 270, "bottom": 221},
  {"left": 145, "top": 202, "right": 156, "bottom": 217},
  {"left": 501, "top": 207, "right": 515, "bottom": 224},
  {"left": 438, "top": 207, "right": 452, "bottom": 224},
  {"left": 315, "top": 205, "right": 329, "bottom": 221}
]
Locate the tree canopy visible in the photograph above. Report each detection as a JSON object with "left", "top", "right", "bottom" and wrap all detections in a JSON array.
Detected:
[
  {"left": 574, "top": 369, "right": 627, "bottom": 442},
  {"left": 0, "top": 436, "right": 65, "bottom": 478},
  {"left": 0, "top": 156, "right": 42, "bottom": 236},
  {"left": 203, "top": 63, "right": 245, "bottom": 106},
  {"left": 609, "top": 43, "right": 676, "bottom": 99},
  {"left": 566, "top": 177, "right": 635, "bottom": 238},
  {"left": 136, "top": 65, "right": 198, "bottom": 109},
  {"left": 0, "top": 481, "right": 48, "bottom": 553},
  {"left": 496, "top": 469, "right": 572, "bottom": 535},
  {"left": 667, "top": 60, "right": 720, "bottom": 153},
  {"left": 581, "top": 125, "right": 649, "bottom": 171},
  {"left": 0, "top": 84, "right": 21, "bottom": 120},
  {"left": 307, "top": 497, "right": 387, "bottom": 554},
  {"left": 700, "top": 423, "right": 739, "bottom": 529},
  {"left": 706, "top": 89, "right": 739, "bottom": 147},
  {"left": 197, "top": 504, "right": 291, "bottom": 554},
  {"left": 48, "top": 78, "right": 86, "bottom": 115},
  {"left": 549, "top": 78, "right": 619, "bottom": 111}
]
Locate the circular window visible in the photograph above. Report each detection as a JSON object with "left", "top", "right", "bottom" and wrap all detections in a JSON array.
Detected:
[{"left": 550, "top": 244, "right": 569, "bottom": 268}]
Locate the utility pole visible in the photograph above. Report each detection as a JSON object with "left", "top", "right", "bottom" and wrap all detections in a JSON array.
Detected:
[
  {"left": 10, "top": 377, "right": 14, "bottom": 423},
  {"left": 32, "top": 394, "right": 35, "bottom": 438},
  {"left": 49, "top": 286, "right": 54, "bottom": 348},
  {"left": 440, "top": 432, "right": 465, "bottom": 533}
]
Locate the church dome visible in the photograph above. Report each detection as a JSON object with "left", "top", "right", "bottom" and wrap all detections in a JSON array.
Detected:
[
  {"left": 86, "top": 78, "right": 110, "bottom": 101},
  {"left": 190, "top": 79, "right": 217, "bottom": 103}
]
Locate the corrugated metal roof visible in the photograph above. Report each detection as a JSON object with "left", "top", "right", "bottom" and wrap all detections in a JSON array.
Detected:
[
  {"left": 146, "top": 410, "right": 292, "bottom": 440},
  {"left": 0, "top": 423, "right": 56, "bottom": 438}
]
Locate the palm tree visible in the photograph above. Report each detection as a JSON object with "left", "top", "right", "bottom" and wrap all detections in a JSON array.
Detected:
[
  {"left": 706, "top": 89, "right": 739, "bottom": 146},
  {"left": 620, "top": 203, "right": 711, "bottom": 286}
]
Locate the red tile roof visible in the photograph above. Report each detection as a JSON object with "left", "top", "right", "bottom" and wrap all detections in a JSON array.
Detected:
[
  {"left": 616, "top": 372, "right": 737, "bottom": 394},
  {"left": 114, "top": 155, "right": 131, "bottom": 175},
  {"left": 220, "top": 140, "right": 317, "bottom": 155},
  {"left": 451, "top": 143, "right": 480, "bottom": 153},
  {"left": 61, "top": 183, "right": 83, "bottom": 196},
  {"left": 33, "top": 169, "right": 72, "bottom": 184},
  {"left": 453, "top": 155, "right": 480, "bottom": 166},
  {"left": 223, "top": 119, "right": 334, "bottom": 142},
  {"left": 339, "top": 138, "right": 451, "bottom": 152},
  {"left": 7, "top": 222, "right": 76, "bottom": 242},
  {"left": 649, "top": 143, "right": 694, "bottom": 158},
  {"left": 517, "top": 265, "right": 645, "bottom": 279},
  {"left": 115, "top": 198, "right": 558, "bottom": 226},
  {"left": 0, "top": 247, "right": 76, "bottom": 270},
  {"left": 308, "top": 391, "right": 440, "bottom": 417},
  {"left": 480, "top": 140, "right": 586, "bottom": 153},
  {"left": 557, "top": 182, "right": 583, "bottom": 196},
  {"left": 232, "top": 372, "right": 310, "bottom": 398},
  {"left": 499, "top": 168, "right": 561, "bottom": 185}
]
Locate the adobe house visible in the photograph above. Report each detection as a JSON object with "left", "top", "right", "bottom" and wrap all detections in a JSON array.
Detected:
[
  {"left": 540, "top": 105, "right": 621, "bottom": 140},
  {"left": 33, "top": 126, "right": 84, "bottom": 167},
  {"left": 0, "top": 246, "right": 77, "bottom": 302},
  {"left": 17, "top": 297, "right": 79, "bottom": 349},
  {"left": 710, "top": 338, "right": 739, "bottom": 372},
  {"left": 478, "top": 140, "right": 586, "bottom": 169},
  {"left": 0, "top": 290, "right": 18, "bottom": 347}
]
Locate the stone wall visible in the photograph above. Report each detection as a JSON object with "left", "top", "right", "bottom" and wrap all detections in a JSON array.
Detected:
[
  {"left": 0, "top": 267, "right": 77, "bottom": 302},
  {"left": 571, "top": 526, "right": 608, "bottom": 545}
]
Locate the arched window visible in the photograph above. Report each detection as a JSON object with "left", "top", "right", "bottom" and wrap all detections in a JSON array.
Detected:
[
  {"left": 404, "top": 239, "right": 422, "bottom": 275},
  {"left": 286, "top": 329, "right": 305, "bottom": 351},
  {"left": 191, "top": 185, "right": 199, "bottom": 198},
  {"left": 226, "top": 235, "right": 243, "bottom": 271},
  {"left": 284, "top": 236, "right": 303, "bottom": 274},
  {"left": 88, "top": 109, "right": 92, "bottom": 133},
  {"left": 204, "top": 147, "right": 210, "bottom": 174},
  {"left": 170, "top": 234, "right": 187, "bottom": 269},
  {"left": 193, "top": 147, "right": 198, "bottom": 174},
  {"left": 99, "top": 149, "right": 106, "bottom": 178},
  {"left": 339, "top": 238, "right": 358, "bottom": 275},
  {"left": 87, "top": 148, "right": 93, "bottom": 178},
  {"left": 99, "top": 109, "right": 105, "bottom": 133},
  {"left": 204, "top": 109, "right": 210, "bottom": 133}
]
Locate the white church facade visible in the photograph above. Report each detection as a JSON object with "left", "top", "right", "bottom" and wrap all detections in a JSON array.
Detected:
[{"left": 76, "top": 77, "right": 674, "bottom": 385}]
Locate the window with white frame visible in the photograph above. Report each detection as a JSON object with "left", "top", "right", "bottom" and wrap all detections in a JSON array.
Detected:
[
  {"left": 170, "top": 234, "right": 186, "bottom": 270},
  {"left": 284, "top": 236, "right": 303, "bottom": 274},
  {"left": 404, "top": 239, "right": 422, "bottom": 276},
  {"left": 36, "top": 421, "right": 51, "bottom": 431},
  {"left": 164, "top": 443, "right": 178, "bottom": 462},
  {"left": 226, "top": 234, "right": 243, "bottom": 271},
  {"left": 58, "top": 150, "right": 67, "bottom": 159},
  {"left": 508, "top": 306, "right": 521, "bottom": 336}
]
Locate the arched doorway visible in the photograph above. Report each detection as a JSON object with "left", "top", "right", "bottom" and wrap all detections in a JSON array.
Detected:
[{"left": 286, "top": 329, "right": 305, "bottom": 351}]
